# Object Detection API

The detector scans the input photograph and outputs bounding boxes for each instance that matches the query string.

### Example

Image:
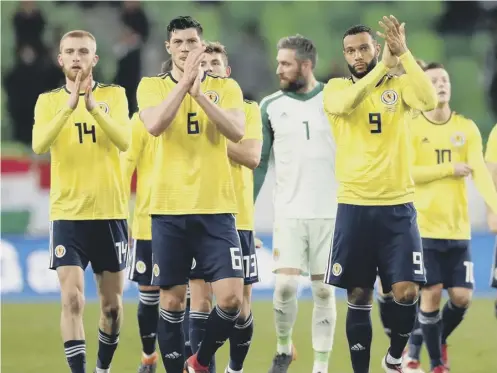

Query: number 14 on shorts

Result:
[115,241,128,265]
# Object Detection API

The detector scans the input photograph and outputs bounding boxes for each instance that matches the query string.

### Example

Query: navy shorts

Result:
[490,237,497,289]
[190,230,259,285]
[128,239,153,285]
[151,214,244,287]
[49,219,128,274]
[422,238,473,289]
[325,203,426,293]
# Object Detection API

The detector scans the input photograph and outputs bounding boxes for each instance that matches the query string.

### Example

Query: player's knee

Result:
[216,291,242,313]
[347,287,373,306]
[274,274,299,301]
[191,296,213,313]
[62,289,85,315]
[101,296,123,321]
[392,282,419,304]
[450,290,472,308]
[311,281,335,307]
[159,288,186,311]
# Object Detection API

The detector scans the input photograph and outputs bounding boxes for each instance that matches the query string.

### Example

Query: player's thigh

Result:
[151,215,193,287]
[377,203,425,293]
[308,218,335,276]
[325,204,377,289]
[238,230,259,284]
[128,239,153,286]
[490,237,497,289]
[49,220,90,271]
[95,270,126,308]
[189,278,213,312]
[57,265,86,312]
[445,240,474,290]
[89,219,129,274]
[191,214,244,283]
[421,246,444,288]
[272,219,308,274]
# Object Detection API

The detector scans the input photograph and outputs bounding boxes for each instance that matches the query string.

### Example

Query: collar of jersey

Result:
[167,71,207,84]
[282,81,324,102]
[348,74,390,87]
[64,81,98,96]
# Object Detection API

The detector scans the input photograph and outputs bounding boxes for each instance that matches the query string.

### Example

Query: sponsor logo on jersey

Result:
[380,90,398,105]
[136,260,146,274]
[451,132,466,147]
[331,263,342,276]
[54,245,66,258]
[153,264,160,277]
[205,91,219,104]
[98,102,110,114]
[421,137,430,144]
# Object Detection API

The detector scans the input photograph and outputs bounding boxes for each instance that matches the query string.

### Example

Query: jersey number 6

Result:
[75,122,96,143]
[369,113,382,134]
[187,112,200,134]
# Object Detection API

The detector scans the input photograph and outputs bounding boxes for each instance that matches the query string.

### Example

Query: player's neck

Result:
[171,66,184,82]
[424,105,452,123]
[297,77,318,94]
[65,76,93,93]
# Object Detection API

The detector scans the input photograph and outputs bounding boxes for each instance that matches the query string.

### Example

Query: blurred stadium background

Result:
[1,1,497,372]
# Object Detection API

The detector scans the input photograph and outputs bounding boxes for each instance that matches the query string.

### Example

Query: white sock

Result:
[386,353,402,365]
[273,274,299,355]
[311,281,336,354]
[226,367,243,373]
[95,368,110,373]
[312,360,329,373]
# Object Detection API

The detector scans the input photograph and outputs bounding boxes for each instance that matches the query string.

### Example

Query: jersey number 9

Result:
[75,122,96,143]
[369,113,382,134]
[187,113,200,134]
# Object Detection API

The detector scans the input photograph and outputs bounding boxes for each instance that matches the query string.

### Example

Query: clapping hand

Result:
[84,73,96,112]
[377,15,408,57]
[67,70,82,110]
[181,45,206,87]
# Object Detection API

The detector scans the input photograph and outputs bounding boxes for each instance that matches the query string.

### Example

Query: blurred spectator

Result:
[437,2,482,35]
[114,26,143,115]
[13,1,46,55]
[121,1,149,43]
[320,61,348,82]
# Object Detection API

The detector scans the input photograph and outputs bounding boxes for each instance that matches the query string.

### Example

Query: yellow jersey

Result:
[137,72,244,214]
[32,82,130,220]
[486,124,497,163]
[231,100,263,231]
[323,52,437,206]
[410,112,497,240]
[121,114,156,240]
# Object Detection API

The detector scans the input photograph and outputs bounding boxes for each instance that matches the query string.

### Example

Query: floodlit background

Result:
[1,1,497,372]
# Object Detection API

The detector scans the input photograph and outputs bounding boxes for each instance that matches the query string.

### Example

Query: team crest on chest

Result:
[97,102,110,114]
[450,132,466,147]
[204,90,219,104]
[380,89,399,105]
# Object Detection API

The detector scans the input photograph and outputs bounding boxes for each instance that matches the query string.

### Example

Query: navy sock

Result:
[158,308,185,373]
[377,294,394,338]
[441,300,467,344]
[389,299,418,359]
[346,303,372,373]
[419,310,443,369]
[407,315,423,361]
[97,329,119,369]
[64,340,86,373]
[196,305,240,367]
[189,311,216,373]
[229,312,254,371]
[138,290,160,355]
[183,296,193,360]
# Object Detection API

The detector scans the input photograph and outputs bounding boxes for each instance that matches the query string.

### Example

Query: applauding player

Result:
[323,17,437,373]
[32,30,130,373]
[137,16,246,373]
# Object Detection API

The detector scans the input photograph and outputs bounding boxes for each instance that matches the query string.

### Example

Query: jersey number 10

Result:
[75,122,96,143]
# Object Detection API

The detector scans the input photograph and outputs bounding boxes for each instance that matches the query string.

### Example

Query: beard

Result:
[347,57,378,79]
[63,65,91,82]
[280,67,306,93]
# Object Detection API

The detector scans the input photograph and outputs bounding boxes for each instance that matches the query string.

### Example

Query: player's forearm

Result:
[32,107,74,154]
[194,94,245,142]
[411,164,454,184]
[227,141,262,170]
[142,82,190,137]
[90,108,130,152]
[324,62,389,115]
[473,163,497,214]
[400,51,438,111]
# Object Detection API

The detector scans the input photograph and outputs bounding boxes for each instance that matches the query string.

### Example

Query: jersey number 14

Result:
[75,122,96,143]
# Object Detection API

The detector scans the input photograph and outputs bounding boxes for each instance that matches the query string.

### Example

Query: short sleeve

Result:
[486,125,497,163]
[137,77,164,111]
[220,78,244,111]
[243,102,263,141]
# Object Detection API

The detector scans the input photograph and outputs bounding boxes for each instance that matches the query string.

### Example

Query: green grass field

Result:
[2,299,496,373]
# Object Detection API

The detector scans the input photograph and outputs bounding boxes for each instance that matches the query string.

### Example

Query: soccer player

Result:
[187,41,263,373]
[121,113,158,373]
[254,35,338,373]
[404,63,497,373]
[136,16,246,373]
[32,30,131,373]
[487,124,497,317]
[323,17,437,373]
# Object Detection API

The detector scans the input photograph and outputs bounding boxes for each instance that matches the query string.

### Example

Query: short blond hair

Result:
[59,30,97,52]
[204,41,228,65]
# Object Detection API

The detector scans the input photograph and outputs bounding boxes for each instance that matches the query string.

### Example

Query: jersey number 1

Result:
[187,113,200,134]
[75,122,96,143]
